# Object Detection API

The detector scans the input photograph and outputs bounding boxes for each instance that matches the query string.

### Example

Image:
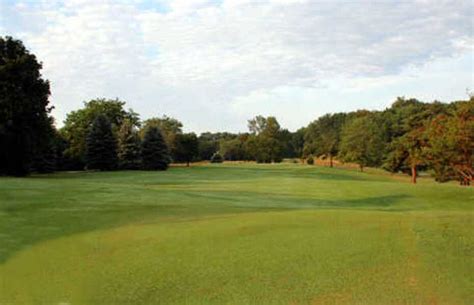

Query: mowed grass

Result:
[0,164,472,305]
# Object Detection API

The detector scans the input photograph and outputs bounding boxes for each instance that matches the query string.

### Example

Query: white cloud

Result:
[4,0,473,132]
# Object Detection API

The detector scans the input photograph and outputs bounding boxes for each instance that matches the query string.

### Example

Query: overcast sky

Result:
[1,0,473,132]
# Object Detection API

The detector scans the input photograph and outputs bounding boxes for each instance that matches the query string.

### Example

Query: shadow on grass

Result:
[0,166,405,264]
[27,166,380,183]
[0,190,410,264]
[187,191,411,210]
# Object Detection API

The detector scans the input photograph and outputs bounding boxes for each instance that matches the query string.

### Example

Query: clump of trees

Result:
[295,98,473,185]
[338,113,385,172]
[304,113,347,167]
[1,36,472,186]
[60,99,171,172]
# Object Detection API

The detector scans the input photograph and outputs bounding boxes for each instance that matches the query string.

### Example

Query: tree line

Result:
[1,36,472,185]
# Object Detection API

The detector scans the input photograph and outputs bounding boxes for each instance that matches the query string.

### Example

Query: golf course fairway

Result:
[0,164,472,305]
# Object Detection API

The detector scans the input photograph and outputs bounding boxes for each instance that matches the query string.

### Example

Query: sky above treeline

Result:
[2,0,473,133]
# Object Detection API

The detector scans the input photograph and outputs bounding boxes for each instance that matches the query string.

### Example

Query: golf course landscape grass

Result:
[0,163,472,305]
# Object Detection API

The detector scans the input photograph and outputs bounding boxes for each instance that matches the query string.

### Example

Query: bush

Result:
[307,156,314,165]
[210,152,224,163]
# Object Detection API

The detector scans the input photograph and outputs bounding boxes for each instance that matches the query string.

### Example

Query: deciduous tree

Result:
[338,114,385,171]
[174,133,199,167]
[0,36,55,176]
[140,116,182,157]
[61,98,139,167]
[304,113,346,167]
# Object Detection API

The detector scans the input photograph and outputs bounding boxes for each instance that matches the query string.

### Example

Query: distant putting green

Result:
[0,164,472,305]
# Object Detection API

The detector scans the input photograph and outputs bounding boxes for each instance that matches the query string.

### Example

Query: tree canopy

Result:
[3,36,473,185]
[174,133,199,166]
[338,114,385,171]
[61,98,139,167]
[304,113,347,167]
[0,36,54,176]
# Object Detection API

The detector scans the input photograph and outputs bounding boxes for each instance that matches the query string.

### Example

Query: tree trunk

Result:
[329,155,333,168]
[186,161,190,167]
[359,165,364,172]
[411,165,417,184]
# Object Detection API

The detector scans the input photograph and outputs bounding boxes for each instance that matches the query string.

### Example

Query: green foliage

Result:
[290,127,306,159]
[306,155,314,165]
[304,113,347,167]
[174,133,199,166]
[338,114,385,171]
[117,119,141,170]
[210,152,224,163]
[61,98,139,167]
[219,136,248,161]
[197,132,236,160]
[423,100,474,183]
[85,115,118,171]
[247,116,284,163]
[141,126,170,170]
[140,116,182,156]
[2,39,470,185]
[382,98,450,183]
[0,36,54,176]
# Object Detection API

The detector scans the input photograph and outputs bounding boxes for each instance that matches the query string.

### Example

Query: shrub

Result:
[210,152,224,163]
[307,156,314,165]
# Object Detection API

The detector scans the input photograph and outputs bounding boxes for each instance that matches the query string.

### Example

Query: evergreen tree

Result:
[0,36,54,176]
[61,98,139,168]
[117,119,141,169]
[140,116,183,158]
[85,115,118,171]
[141,126,170,170]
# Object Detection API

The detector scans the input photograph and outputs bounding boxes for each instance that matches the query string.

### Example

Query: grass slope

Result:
[0,164,472,305]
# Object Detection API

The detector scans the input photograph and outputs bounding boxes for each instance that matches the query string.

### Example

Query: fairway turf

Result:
[0,164,472,305]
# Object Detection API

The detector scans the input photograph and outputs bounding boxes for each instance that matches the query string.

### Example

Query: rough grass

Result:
[0,163,472,305]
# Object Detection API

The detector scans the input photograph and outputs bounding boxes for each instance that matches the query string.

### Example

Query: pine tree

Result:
[85,115,118,170]
[117,119,141,169]
[141,126,170,170]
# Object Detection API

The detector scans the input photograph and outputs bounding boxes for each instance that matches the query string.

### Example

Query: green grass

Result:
[0,163,472,305]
